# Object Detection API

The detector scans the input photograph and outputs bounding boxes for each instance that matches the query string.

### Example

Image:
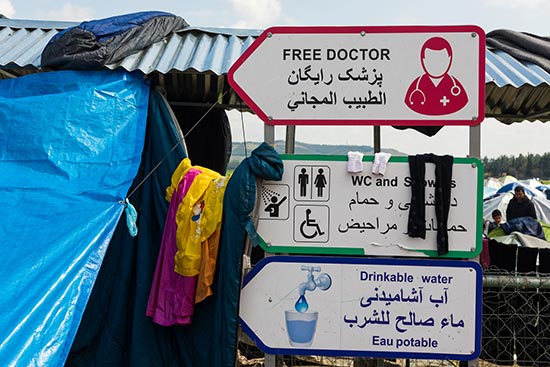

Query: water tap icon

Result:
[295,265,332,313]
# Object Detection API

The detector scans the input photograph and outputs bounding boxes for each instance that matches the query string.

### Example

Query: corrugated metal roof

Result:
[0,18,260,75]
[3,17,547,81]
[485,47,550,122]
[106,27,259,75]
[486,48,550,87]
[2,17,550,122]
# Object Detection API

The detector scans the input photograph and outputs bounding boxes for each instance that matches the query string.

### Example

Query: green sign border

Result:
[258,154,484,258]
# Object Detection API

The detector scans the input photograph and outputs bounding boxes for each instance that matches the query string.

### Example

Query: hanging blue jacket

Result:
[187,142,283,367]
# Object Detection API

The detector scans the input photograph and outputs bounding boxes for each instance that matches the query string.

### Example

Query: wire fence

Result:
[237,268,550,367]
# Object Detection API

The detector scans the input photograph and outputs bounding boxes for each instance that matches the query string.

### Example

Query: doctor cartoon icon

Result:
[404,37,468,115]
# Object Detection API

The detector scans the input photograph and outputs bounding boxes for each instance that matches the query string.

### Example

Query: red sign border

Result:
[228,25,486,126]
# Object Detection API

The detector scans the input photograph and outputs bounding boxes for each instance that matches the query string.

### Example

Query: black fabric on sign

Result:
[407,154,453,256]
[172,106,232,175]
[407,155,426,239]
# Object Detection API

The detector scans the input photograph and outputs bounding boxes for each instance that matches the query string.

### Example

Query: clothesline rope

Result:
[126,90,229,200]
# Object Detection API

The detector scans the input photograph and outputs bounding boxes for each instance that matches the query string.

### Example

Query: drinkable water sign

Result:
[239,256,482,359]
[257,155,483,258]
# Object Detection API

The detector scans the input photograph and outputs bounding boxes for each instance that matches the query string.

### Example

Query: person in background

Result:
[487,209,502,233]
[506,186,537,221]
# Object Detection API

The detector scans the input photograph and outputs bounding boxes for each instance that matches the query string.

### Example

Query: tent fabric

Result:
[485,177,502,189]
[172,106,233,175]
[500,217,546,240]
[500,175,518,185]
[66,89,189,366]
[0,70,149,367]
[67,95,284,367]
[41,11,188,70]
[484,186,498,199]
[536,185,550,199]
[489,220,550,242]
[496,182,537,196]
[487,232,550,249]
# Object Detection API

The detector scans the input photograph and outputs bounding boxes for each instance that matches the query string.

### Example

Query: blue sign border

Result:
[240,256,482,361]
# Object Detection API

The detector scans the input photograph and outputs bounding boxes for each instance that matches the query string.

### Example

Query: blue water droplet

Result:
[295,295,309,313]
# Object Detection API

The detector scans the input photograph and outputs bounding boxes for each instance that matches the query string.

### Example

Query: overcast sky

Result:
[3,0,550,158]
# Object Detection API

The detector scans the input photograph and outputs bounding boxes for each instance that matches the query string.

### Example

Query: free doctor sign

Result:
[228,25,485,125]
[239,256,482,360]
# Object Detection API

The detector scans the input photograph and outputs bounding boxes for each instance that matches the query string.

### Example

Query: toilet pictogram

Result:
[294,165,330,201]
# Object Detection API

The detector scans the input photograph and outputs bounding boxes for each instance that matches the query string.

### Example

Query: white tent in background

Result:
[483,181,550,224]
[483,177,502,199]
[484,186,499,199]
[520,178,543,188]
[485,177,502,189]
[499,175,518,185]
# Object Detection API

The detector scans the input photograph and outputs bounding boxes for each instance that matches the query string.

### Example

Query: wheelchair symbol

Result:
[299,209,325,239]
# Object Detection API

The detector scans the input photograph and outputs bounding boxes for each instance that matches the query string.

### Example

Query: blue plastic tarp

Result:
[0,70,149,367]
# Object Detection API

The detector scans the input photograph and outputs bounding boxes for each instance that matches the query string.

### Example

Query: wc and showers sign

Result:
[255,155,483,258]
[239,256,482,360]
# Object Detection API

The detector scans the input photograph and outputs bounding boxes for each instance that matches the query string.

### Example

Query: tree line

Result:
[482,153,550,180]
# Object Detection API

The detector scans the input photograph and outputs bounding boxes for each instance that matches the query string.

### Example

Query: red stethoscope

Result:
[408,74,461,105]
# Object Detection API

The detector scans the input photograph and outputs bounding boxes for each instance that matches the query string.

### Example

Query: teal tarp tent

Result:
[66,89,283,366]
